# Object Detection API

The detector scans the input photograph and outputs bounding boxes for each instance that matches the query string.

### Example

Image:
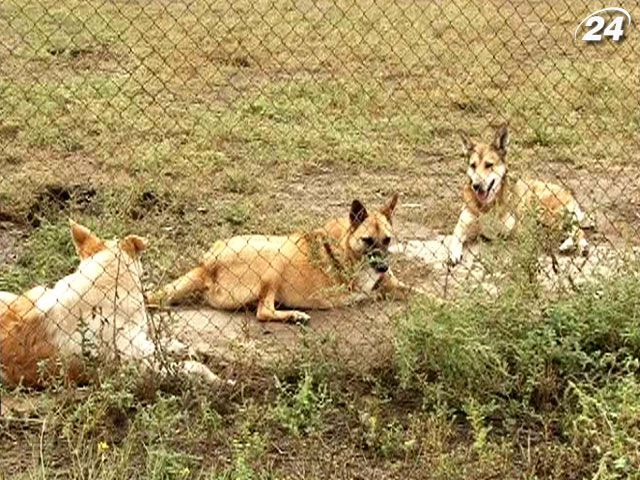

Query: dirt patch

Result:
[392,236,638,298]
[0,222,25,267]
[153,300,401,370]
[128,190,178,220]
[26,184,97,227]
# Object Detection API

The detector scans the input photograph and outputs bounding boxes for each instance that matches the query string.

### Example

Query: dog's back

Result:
[0,224,148,387]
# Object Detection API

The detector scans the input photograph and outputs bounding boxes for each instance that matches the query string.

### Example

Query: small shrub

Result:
[273,369,331,436]
[146,448,197,480]
[394,269,640,476]
[221,201,252,227]
[222,168,259,195]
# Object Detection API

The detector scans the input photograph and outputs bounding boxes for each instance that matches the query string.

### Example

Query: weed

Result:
[221,201,253,228]
[0,220,76,291]
[146,448,198,480]
[222,168,259,195]
[273,369,331,436]
[394,268,640,476]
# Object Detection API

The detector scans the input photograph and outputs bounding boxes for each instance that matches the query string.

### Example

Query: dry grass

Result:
[0,0,639,289]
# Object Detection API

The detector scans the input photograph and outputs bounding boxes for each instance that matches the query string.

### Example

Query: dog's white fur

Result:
[1,221,221,388]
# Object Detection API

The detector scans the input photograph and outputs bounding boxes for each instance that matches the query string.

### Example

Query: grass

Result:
[3,265,640,478]
[393,269,640,479]
[1,0,639,478]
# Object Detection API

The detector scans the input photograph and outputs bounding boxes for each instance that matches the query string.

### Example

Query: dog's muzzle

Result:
[367,251,389,274]
[473,179,496,203]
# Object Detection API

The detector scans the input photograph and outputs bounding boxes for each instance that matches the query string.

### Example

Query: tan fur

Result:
[449,125,590,264]
[0,292,18,317]
[148,194,415,322]
[0,221,219,388]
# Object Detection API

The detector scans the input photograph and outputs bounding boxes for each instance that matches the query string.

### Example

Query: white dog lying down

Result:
[0,220,220,388]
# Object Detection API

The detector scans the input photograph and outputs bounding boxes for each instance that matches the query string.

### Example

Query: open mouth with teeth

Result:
[475,179,496,203]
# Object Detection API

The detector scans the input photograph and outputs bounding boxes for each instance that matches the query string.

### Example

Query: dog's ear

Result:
[120,235,148,258]
[350,200,368,228]
[70,220,106,259]
[380,192,399,222]
[459,131,475,155]
[493,124,509,153]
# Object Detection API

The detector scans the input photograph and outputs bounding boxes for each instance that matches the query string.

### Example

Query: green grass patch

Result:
[394,269,640,477]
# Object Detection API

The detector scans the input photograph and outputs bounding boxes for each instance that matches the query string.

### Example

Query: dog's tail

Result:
[147,266,208,307]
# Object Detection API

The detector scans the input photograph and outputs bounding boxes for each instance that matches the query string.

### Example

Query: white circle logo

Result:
[574,7,632,43]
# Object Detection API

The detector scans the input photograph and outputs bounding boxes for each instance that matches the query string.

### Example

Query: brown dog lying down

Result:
[0,221,220,388]
[148,194,417,322]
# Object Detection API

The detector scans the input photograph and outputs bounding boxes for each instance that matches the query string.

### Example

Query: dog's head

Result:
[459,124,509,206]
[347,193,398,274]
[70,220,147,262]
[70,220,148,319]
[70,220,148,286]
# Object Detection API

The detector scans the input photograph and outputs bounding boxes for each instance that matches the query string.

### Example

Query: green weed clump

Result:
[273,368,332,436]
[0,220,77,291]
[395,258,640,478]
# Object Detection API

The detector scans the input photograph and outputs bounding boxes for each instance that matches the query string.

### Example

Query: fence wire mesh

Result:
[0,0,639,390]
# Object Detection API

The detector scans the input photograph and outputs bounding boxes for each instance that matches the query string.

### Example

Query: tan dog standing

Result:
[449,125,590,264]
[0,221,218,388]
[148,194,414,321]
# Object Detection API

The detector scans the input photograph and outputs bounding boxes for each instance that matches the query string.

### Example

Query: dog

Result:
[0,292,18,317]
[449,124,590,265]
[0,220,219,388]
[147,194,416,322]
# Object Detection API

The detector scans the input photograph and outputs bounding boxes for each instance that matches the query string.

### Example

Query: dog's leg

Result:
[178,360,232,385]
[147,266,207,306]
[449,207,478,265]
[576,228,589,256]
[559,207,589,256]
[572,204,590,255]
[126,331,227,385]
[256,288,310,323]
[379,271,426,299]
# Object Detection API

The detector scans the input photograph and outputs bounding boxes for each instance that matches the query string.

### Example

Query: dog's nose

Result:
[472,183,483,193]
[374,263,389,273]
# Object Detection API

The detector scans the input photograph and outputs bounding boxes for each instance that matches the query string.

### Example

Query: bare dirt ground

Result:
[0,222,23,266]
[153,300,400,373]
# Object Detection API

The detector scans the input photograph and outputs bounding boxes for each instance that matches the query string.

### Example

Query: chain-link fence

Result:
[0,0,639,392]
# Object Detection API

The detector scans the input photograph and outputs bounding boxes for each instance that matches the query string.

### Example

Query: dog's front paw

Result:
[181,360,231,386]
[559,237,575,253]
[578,238,589,257]
[145,291,165,308]
[164,338,192,357]
[448,239,463,265]
[290,311,311,324]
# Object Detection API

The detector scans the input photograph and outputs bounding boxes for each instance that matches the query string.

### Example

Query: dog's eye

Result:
[361,237,375,247]
[382,237,391,247]
[485,162,494,169]
[470,163,477,169]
